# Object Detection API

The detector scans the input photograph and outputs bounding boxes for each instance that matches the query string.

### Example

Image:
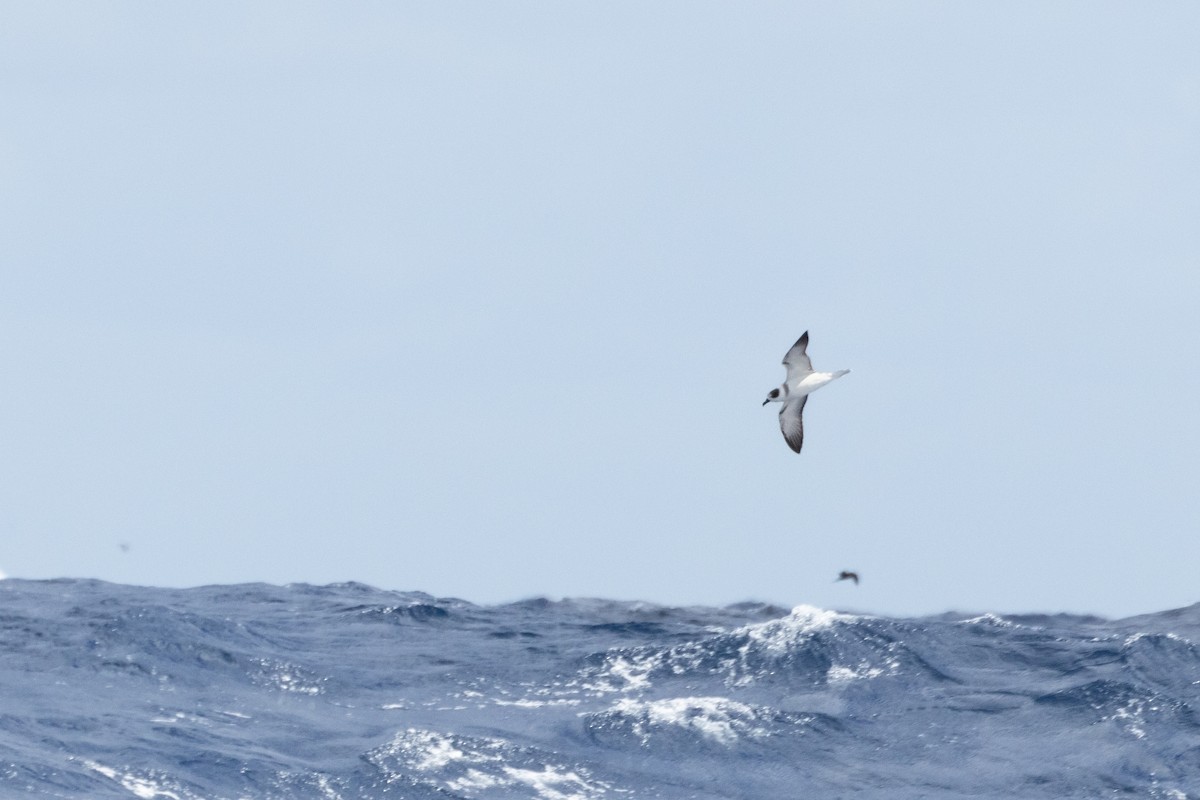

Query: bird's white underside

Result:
[771,332,849,454]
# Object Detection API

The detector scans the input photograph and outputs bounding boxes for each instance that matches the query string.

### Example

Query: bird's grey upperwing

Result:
[779,395,807,454]
[782,331,813,382]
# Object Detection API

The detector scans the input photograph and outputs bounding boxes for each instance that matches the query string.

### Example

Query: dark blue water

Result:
[2,579,1198,798]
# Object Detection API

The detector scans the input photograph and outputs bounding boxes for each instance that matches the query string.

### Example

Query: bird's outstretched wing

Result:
[778,395,807,453]
[782,331,813,382]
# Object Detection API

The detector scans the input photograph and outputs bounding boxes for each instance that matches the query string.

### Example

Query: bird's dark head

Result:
[762,387,782,406]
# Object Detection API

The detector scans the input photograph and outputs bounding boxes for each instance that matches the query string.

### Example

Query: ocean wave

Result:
[367,729,618,799]
[576,604,934,694]
[582,696,828,747]
[2,580,1200,798]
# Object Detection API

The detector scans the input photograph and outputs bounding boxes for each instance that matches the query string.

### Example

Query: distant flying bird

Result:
[762,331,850,453]
[836,571,859,585]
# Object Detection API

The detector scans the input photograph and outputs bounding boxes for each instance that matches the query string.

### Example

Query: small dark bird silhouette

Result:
[836,571,859,585]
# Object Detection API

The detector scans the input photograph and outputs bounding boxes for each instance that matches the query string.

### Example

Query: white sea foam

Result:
[149,711,205,726]
[580,652,663,693]
[216,709,250,720]
[827,662,887,685]
[737,605,852,656]
[959,613,1018,628]
[598,696,773,745]
[727,605,861,686]
[83,761,189,799]
[579,605,862,694]
[1125,631,1193,647]
[500,766,607,800]
[314,773,345,800]
[253,658,325,695]
[1106,698,1158,740]
[372,729,615,799]
[447,768,503,792]
[493,697,581,708]
[388,730,472,771]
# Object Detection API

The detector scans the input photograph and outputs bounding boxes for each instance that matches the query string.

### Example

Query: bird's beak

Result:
[761,399,769,406]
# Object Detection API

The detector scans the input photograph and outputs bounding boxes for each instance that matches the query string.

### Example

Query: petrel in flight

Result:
[762,331,850,453]
[836,571,859,585]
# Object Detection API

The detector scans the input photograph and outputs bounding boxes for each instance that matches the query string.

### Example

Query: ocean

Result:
[2,579,1197,798]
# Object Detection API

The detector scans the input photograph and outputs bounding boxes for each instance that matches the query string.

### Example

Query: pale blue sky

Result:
[3,3,1198,617]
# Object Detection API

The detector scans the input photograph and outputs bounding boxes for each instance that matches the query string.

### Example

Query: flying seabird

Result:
[762,331,850,453]
[836,571,859,585]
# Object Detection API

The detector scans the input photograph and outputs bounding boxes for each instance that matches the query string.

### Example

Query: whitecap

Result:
[369,729,616,799]
[736,605,857,656]
[82,760,191,799]
[958,613,1018,628]
[826,662,887,685]
[594,696,772,746]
